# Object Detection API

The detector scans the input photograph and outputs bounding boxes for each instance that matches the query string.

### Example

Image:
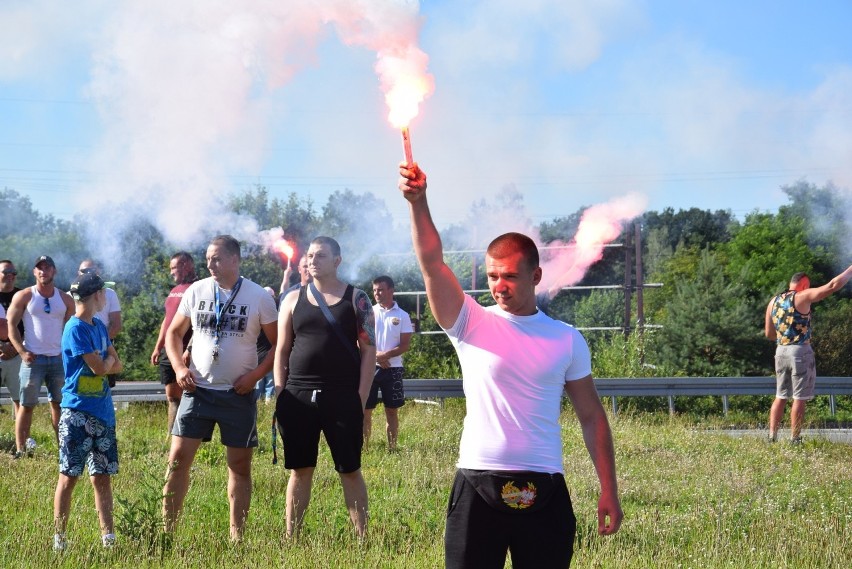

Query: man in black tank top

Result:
[274,236,376,539]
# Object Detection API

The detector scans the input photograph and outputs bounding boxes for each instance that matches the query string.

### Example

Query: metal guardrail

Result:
[3,377,851,416]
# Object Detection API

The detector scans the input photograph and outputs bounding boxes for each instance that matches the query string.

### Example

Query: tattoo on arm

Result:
[354,290,376,346]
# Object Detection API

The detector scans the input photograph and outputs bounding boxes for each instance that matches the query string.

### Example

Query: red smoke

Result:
[537,193,647,298]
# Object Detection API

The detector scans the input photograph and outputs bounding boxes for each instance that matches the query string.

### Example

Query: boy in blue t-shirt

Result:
[53,271,123,552]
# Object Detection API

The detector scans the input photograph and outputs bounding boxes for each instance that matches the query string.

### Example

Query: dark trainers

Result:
[767,433,778,443]
[790,436,803,445]
[13,450,24,459]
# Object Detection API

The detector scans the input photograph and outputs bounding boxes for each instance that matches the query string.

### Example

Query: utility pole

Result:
[623,227,633,335]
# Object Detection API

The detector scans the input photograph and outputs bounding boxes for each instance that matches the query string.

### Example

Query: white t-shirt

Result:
[179,276,278,390]
[445,294,592,474]
[94,288,121,333]
[373,301,413,368]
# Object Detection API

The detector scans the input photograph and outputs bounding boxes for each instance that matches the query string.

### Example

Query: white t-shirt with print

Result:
[179,277,278,390]
[373,301,413,368]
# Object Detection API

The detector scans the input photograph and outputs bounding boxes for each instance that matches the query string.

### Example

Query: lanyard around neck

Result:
[214,277,243,343]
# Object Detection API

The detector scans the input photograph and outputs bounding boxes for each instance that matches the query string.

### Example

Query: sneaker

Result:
[767,432,777,443]
[102,533,116,548]
[790,436,803,445]
[13,450,24,460]
[25,437,37,456]
[53,533,67,552]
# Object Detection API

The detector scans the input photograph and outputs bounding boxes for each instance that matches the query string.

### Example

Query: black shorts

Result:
[159,348,177,385]
[445,469,576,569]
[365,367,406,410]
[276,387,363,473]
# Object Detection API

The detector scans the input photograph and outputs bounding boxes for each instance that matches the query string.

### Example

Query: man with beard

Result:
[7,255,75,458]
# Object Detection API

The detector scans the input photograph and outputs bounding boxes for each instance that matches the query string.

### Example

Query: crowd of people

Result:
[9,161,849,566]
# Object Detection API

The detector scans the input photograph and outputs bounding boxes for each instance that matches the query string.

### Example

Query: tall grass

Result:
[1,399,849,568]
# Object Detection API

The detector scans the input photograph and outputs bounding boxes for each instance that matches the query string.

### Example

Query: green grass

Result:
[0,400,850,568]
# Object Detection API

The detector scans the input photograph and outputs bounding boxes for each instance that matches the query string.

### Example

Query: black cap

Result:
[34,255,56,269]
[70,272,114,301]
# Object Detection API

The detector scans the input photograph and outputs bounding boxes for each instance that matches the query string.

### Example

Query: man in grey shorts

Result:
[764,264,852,443]
[162,235,278,541]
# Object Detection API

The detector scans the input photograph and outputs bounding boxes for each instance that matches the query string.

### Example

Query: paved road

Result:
[716,428,852,444]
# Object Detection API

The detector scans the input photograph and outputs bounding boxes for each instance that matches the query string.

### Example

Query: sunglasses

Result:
[1,270,16,276]
[44,297,51,314]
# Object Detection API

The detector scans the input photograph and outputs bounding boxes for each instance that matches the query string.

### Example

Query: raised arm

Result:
[796,264,852,313]
[398,163,465,329]
[279,264,294,295]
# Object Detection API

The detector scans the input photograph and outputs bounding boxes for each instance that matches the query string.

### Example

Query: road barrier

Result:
[3,377,851,416]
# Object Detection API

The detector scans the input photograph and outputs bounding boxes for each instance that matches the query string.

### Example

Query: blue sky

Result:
[1,1,850,249]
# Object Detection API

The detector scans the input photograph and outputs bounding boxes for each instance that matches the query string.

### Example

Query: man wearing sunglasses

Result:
[0,260,23,419]
[6,255,75,458]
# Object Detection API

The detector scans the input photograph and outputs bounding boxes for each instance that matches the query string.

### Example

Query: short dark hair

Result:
[0,259,14,266]
[171,251,194,264]
[78,257,101,273]
[790,272,809,287]
[372,275,394,289]
[209,235,241,259]
[311,236,341,257]
[486,232,539,270]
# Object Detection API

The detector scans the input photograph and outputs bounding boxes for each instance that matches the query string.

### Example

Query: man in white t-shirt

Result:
[364,275,412,451]
[78,259,121,387]
[77,259,121,340]
[399,163,622,569]
[162,235,278,542]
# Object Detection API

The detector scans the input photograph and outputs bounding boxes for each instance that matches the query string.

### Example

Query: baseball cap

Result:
[34,255,56,269]
[69,272,115,301]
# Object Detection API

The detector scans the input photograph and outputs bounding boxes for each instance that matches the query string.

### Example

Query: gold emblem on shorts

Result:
[501,481,537,509]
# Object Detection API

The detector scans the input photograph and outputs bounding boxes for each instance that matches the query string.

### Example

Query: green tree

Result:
[653,249,770,376]
[724,211,831,300]
[810,298,852,376]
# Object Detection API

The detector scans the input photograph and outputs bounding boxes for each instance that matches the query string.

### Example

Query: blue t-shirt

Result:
[61,316,115,425]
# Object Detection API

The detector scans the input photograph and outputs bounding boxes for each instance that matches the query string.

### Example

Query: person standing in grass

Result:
[53,271,123,551]
[764,265,852,443]
[274,236,376,539]
[7,255,75,458]
[162,235,278,542]
[0,260,24,421]
[150,251,197,436]
[364,275,413,451]
[398,163,623,569]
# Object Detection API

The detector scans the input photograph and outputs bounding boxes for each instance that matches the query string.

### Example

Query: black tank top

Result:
[288,284,360,390]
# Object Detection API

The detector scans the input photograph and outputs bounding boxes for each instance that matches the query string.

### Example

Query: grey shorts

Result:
[0,354,22,402]
[774,344,816,401]
[172,387,258,448]
[20,355,64,407]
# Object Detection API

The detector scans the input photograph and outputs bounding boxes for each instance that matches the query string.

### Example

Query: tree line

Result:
[2,180,851,387]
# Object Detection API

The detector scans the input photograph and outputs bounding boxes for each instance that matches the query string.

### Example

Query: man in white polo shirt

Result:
[364,275,412,451]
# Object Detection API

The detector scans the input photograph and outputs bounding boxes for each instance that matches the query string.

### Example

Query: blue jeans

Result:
[20,354,64,407]
[255,371,275,400]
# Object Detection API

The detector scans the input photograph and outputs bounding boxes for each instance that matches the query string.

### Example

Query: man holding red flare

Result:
[398,162,622,569]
